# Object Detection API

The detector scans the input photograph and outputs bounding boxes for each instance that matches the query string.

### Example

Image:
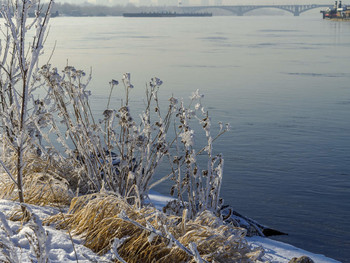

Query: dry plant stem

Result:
[0,159,17,185]
[16,0,30,215]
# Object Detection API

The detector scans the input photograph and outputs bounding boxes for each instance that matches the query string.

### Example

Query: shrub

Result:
[36,66,229,215]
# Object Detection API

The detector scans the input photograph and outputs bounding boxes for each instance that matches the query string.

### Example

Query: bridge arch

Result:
[180,4,331,16]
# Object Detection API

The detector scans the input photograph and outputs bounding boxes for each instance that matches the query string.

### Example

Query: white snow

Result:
[248,236,340,263]
[0,200,106,263]
[148,191,175,210]
[0,196,340,263]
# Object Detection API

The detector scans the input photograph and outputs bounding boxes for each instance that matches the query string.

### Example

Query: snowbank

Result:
[248,236,340,263]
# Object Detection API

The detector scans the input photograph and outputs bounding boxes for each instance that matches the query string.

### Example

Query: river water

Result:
[43,14,350,262]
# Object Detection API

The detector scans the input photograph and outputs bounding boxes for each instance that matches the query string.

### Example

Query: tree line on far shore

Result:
[50,2,181,17]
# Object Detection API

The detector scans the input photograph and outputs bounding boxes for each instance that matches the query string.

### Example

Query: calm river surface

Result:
[44,14,350,262]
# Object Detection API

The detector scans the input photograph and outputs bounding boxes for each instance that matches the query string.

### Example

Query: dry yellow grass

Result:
[0,172,73,206]
[46,193,264,262]
[0,153,73,206]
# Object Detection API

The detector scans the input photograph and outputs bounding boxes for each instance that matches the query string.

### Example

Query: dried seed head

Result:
[103,109,114,120]
[110,79,119,86]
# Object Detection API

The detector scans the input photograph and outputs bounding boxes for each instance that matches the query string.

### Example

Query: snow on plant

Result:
[25,62,229,216]
[0,211,19,263]
[34,67,177,205]
[117,209,206,261]
[46,193,263,262]
[152,89,230,218]
[0,0,54,215]
[108,236,129,263]
[36,65,106,193]
[22,206,50,263]
[1,208,51,263]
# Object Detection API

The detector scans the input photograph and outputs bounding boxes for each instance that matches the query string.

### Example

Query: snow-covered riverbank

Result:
[247,236,340,263]
[0,196,340,263]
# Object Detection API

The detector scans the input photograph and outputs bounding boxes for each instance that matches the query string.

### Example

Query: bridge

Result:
[179,4,331,16]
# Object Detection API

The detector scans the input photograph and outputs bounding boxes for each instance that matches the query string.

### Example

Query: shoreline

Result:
[0,196,341,263]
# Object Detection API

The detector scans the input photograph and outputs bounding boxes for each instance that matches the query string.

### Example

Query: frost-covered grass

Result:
[0,197,341,263]
[46,193,263,262]
[0,191,264,262]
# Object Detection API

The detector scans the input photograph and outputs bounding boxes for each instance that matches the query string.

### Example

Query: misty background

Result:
[47,0,335,7]
[39,0,335,17]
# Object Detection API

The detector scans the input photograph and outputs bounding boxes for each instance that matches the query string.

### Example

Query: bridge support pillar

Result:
[237,7,243,16]
[294,5,300,16]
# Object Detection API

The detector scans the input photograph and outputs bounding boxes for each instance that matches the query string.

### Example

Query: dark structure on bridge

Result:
[180,4,331,16]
